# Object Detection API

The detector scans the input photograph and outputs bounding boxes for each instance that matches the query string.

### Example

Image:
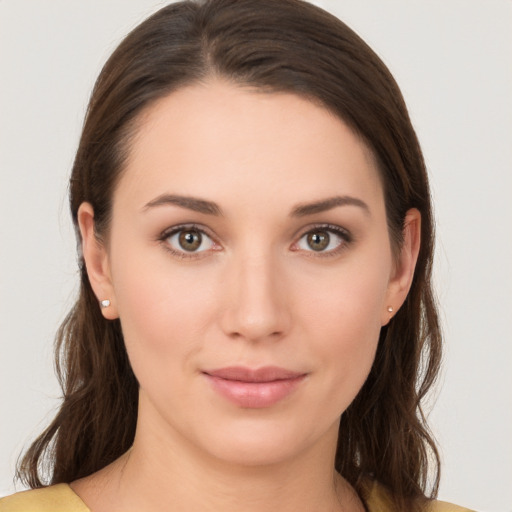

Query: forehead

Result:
[115,80,384,215]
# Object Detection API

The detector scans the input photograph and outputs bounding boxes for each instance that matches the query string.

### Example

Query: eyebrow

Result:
[142,193,369,218]
[291,195,370,217]
[143,194,223,216]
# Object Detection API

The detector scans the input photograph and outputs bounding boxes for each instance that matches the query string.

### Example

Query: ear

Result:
[382,208,421,326]
[77,202,119,320]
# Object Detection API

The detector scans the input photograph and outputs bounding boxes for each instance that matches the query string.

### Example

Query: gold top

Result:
[0,482,475,512]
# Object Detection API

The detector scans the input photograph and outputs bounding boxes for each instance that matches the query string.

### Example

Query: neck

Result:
[119,429,346,512]
[72,400,364,512]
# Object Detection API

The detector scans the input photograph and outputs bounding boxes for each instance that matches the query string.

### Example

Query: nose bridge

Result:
[221,244,290,342]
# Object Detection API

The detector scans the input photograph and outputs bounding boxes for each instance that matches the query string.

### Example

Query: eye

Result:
[295,226,349,254]
[164,226,216,254]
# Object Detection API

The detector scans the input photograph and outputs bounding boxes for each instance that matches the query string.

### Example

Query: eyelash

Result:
[158,223,352,260]
[293,224,352,258]
[158,223,220,260]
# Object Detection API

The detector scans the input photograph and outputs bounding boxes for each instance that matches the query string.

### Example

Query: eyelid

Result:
[291,223,352,256]
[158,223,221,259]
[157,222,352,259]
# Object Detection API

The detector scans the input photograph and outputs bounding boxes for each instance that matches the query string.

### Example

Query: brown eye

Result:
[295,226,348,254]
[178,230,202,251]
[165,227,215,254]
[306,231,330,251]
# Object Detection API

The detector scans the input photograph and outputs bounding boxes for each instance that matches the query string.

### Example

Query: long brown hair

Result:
[18,1,442,510]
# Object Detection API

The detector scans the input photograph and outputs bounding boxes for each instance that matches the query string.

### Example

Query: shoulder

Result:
[428,500,476,512]
[364,480,476,512]
[0,484,89,512]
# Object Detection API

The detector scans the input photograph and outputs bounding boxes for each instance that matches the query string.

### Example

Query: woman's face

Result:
[80,81,417,467]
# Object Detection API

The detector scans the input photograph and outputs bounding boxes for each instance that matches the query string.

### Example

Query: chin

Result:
[207,436,305,468]
[188,414,339,469]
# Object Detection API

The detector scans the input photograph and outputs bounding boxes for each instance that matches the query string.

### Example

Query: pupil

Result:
[308,231,329,251]
[179,230,201,251]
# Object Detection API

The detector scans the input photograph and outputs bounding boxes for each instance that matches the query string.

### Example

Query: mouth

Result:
[202,366,307,408]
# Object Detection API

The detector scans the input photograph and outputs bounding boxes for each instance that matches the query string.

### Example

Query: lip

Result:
[203,366,307,408]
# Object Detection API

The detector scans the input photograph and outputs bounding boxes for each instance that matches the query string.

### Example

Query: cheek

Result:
[297,253,390,403]
[316,294,381,386]
[300,248,390,337]
[110,249,217,385]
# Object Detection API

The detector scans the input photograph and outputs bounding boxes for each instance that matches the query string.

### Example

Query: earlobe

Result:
[77,202,119,320]
[382,208,421,325]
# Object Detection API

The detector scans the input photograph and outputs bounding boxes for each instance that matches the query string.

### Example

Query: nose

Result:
[219,251,291,343]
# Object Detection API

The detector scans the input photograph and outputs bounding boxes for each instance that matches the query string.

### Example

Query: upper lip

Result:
[203,366,306,383]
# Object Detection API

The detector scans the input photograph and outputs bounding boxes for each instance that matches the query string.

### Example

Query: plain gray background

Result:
[1,1,511,510]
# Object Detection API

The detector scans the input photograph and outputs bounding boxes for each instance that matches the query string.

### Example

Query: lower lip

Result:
[204,374,306,408]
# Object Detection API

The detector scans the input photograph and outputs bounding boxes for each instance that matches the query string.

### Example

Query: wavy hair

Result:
[18,1,442,510]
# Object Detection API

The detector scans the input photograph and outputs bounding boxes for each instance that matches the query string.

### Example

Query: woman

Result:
[0,1,474,511]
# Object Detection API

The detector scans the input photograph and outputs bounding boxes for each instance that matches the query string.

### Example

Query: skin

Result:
[75,80,420,512]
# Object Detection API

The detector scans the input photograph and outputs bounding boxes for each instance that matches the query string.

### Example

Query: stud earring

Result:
[100,299,111,308]
[387,306,393,313]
